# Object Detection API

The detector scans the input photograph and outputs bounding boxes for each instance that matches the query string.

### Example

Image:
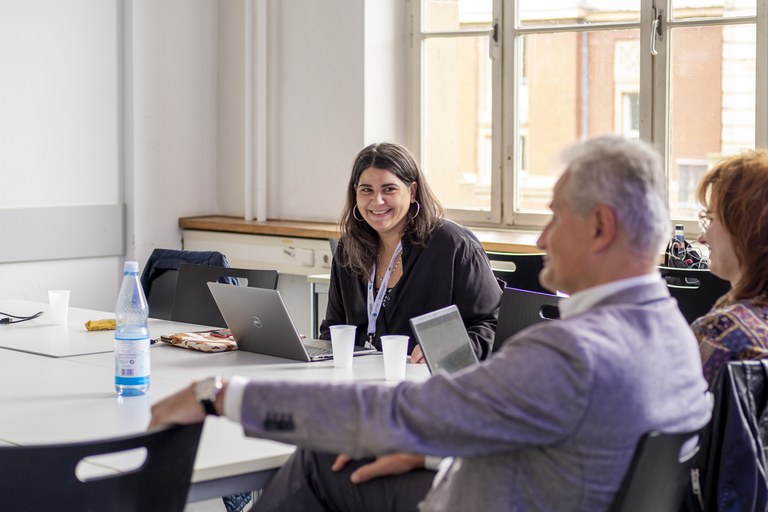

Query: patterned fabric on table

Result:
[693,298,768,383]
[160,329,237,352]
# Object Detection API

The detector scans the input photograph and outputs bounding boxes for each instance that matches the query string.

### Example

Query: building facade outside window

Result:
[410,0,765,232]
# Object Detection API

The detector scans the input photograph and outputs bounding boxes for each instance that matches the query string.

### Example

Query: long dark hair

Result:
[339,143,443,280]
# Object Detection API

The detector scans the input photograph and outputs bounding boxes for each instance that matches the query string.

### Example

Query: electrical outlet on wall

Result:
[319,250,333,269]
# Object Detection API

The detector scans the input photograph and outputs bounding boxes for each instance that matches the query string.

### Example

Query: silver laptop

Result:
[409,305,479,375]
[207,282,377,362]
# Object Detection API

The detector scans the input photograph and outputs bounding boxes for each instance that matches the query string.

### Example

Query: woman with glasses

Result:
[693,149,768,383]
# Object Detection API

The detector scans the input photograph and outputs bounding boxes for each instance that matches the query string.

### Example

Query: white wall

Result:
[0,1,119,209]
[0,0,409,315]
[0,0,123,309]
[217,0,409,222]
[130,0,219,268]
[0,0,220,311]
[364,0,409,145]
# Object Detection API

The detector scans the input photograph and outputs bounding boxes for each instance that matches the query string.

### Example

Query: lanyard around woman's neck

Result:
[366,241,403,349]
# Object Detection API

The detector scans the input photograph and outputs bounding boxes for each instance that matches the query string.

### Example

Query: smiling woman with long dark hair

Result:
[320,142,502,362]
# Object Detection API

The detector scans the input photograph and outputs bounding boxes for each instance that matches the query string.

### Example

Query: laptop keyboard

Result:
[305,345,333,357]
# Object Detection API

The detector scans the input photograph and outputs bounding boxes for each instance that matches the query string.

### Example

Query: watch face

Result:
[196,377,220,402]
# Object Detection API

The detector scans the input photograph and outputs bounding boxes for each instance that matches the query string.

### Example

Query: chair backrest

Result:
[485,251,549,294]
[658,266,731,324]
[494,287,560,352]
[0,423,203,512]
[609,430,700,512]
[172,263,279,327]
[329,238,339,258]
[681,361,768,512]
[140,248,232,320]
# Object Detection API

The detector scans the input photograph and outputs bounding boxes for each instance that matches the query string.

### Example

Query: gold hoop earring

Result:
[408,201,421,220]
[353,206,364,221]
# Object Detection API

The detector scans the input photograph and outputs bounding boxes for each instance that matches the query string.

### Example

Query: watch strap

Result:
[201,398,219,416]
[196,376,223,417]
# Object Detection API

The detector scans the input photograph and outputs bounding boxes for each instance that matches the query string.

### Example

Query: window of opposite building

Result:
[410,0,765,232]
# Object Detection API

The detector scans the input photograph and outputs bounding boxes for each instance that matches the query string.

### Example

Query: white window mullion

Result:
[500,0,516,226]
[488,0,503,225]
[407,0,423,164]
[413,1,500,225]
[757,0,768,147]
[639,0,656,143]
[648,0,671,176]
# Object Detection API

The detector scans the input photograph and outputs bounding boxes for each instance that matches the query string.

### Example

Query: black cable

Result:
[0,311,44,324]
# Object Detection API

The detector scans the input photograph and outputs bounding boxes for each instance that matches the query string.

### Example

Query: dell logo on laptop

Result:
[252,316,263,328]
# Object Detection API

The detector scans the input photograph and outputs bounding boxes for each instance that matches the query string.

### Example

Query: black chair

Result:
[329,237,339,258]
[140,248,234,320]
[485,251,549,294]
[658,266,731,324]
[0,423,203,512]
[681,361,768,512]
[609,430,701,512]
[172,263,279,327]
[494,287,560,352]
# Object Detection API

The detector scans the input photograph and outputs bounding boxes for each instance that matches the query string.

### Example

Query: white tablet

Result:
[409,305,479,375]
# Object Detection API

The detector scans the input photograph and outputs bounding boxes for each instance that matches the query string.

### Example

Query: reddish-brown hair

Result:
[697,149,768,306]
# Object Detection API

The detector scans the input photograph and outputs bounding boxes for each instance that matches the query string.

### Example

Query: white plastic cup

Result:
[48,290,70,325]
[329,325,357,369]
[381,335,409,381]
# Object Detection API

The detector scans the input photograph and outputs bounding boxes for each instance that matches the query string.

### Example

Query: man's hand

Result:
[410,344,426,364]
[149,383,207,429]
[331,452,426,484]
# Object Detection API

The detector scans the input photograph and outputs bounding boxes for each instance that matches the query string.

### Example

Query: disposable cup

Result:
[48,290,70,325]
[381,335,409,381]
[329,325,356,369]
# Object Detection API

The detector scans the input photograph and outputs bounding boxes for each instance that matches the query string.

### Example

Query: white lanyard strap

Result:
[366,242,403,348]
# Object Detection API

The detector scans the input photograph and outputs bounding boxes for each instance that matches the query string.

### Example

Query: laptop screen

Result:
[409,305,478,375]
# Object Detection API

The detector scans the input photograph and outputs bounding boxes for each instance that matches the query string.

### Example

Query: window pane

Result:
[517,30,640,212]
[668,23,756,219]
[671,0,755,20]
[518,0,640,28]
[423,36,492,212]
[422,0,492,32]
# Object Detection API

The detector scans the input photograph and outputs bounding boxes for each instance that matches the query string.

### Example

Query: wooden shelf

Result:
[179,216,541,253]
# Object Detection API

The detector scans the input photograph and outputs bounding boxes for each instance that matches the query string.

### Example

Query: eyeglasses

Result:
[698,210,716,232]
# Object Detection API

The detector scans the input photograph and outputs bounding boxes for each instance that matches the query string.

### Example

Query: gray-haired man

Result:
[151,135,711,511]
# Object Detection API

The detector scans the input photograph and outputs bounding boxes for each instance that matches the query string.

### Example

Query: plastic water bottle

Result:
[673,224,686,259]
[114,261,150,396]
[674,224,685,245]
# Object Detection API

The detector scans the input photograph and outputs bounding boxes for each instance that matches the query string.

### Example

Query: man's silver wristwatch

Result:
[195,376,223,416]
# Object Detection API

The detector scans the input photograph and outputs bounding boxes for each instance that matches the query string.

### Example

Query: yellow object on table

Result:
[84,319,116,331]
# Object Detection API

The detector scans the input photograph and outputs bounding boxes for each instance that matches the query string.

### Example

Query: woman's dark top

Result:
[319,220,502,360]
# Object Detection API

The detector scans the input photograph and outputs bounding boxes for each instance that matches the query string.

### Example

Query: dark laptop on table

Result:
[207,282,377,362]
[409,305,479,375]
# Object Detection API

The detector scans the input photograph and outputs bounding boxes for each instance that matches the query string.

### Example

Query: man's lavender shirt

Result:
[228,278,711,511]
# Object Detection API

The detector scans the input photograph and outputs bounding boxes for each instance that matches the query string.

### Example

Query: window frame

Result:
[408,0,503,225]
[409,0,768,232]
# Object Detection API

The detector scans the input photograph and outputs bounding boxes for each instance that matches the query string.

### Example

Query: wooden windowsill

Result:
[179,215,542,253]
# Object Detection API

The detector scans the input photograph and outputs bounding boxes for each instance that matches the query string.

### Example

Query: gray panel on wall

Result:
[0,205,125,263]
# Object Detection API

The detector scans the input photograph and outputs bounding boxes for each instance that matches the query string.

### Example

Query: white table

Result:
[0,299,210,358]
[0,302,430,502]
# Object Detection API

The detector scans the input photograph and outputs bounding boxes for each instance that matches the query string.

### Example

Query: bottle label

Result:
[114,336,151,385]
